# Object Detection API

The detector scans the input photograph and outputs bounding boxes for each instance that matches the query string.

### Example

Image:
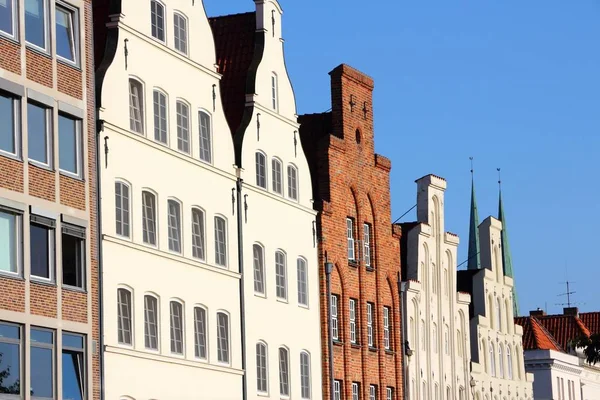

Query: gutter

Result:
[236,175,248,400]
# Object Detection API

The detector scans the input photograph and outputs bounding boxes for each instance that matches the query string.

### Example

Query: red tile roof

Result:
[209,12,256,135]
[515,316,562,352]
[580,312,600,334]
[536,315,590,351]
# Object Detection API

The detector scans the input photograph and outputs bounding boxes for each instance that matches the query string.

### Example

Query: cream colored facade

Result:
[98,0,242,398]
[401,175,474,400]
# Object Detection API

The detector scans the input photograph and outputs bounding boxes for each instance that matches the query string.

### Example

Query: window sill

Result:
[30,277,56,287]
[29,160,54,172]
[333,340,344,347]
[276,297,288,304]
[0,271,24,282]
[0,150,22,163]
[350,343,361,349]
[62,284,87,294]
[366,266,375,272]
[59,170,84,182]
[254,292,267,299]
[0,31,19,45]
[348,261,358,268]
[257,392,269,397]
[57,57,81,72]
[368,346,378,353]
[385,349,395,356]
[25,43,51,59]
[298,303,310,310]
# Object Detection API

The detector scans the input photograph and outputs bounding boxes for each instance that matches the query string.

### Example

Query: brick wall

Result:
[62,289,88,323]
[57,62,83,99]
[0,157,24,192]
[30,283,58,318]
[0,38,21,75]
[0,277,25,312]
[60,174,86,210]
[28,164,56,201]
[26,49,53,88]
[299,64,404,400]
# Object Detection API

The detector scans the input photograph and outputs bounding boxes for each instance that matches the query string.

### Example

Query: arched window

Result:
[193,306,207,359]
[482,340,488,373]
[297,257,308,306]
[256,342,268,393]
[457,329,463,357]
[214,216,227,267]
[287,164,298,200]
[434,384,439,400]
[152,89,168,144]
[278,347,290,396]
[167,199,182,253]
[271,73,278,111]
[446,387,451,400]
[173,12,188,55]
[507,345,513,379]
[150,0,165,41]
[422,381,427,400]
[459,387,465,400]
[115,181,131,238]
[198,111,212,163]
[498,344,504,378]
[129,78,145,134]
[496,297,502,332]
[143,294,159,350]
[490,342,496,377]
[141,190,157,245]
[275,250,287,300]
[271,158,283,195]
[117,288,133,345]
[175,100,190,153]
[169,300,184,354]
[216,311,230,363]
[255,151,267,188]
[191,208,206,261]
[253,244,265,294]
[300,351,311,399]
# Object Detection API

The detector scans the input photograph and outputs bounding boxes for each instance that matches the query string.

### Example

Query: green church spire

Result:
[467,158,481,270]
[497,169,519,316]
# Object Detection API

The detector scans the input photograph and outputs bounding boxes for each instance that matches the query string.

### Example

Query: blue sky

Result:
[204,1,600,314]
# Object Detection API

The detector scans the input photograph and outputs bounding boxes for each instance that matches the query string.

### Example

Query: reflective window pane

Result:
[0,0,14,36]
[28,103,48,164]
[25,0,46,49]
[30,329,53,399]
[0,211,17,273]
[30,223,51,279]
[59,115,78,175]
[0,337,20,394]
[55,6,75,62]
[0,93,16,154]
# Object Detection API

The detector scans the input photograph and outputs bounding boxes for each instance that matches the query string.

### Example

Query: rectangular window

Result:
[198,111,212,163]
[173,13,187,54]
[364,223,372,267]
[191,208,205,260]
[383,306,390,350]
[176,101,190,153]
[271,74,278,111]
[25,0,47,50]
[272,159,283,194]
[31,328,54,399]
[0,92,19,156]
[194,307,207,359]
[386,387,393,400]
[144,295,158,350]
[369,385,377,400]
[129,79,144,134]
[217,312,230,363]
[287,165,298,200]
[62,224,85,289]
[150,0,164,41]
[0,208,21,275]
[30,215,55,281]
[297,258,308,306]
[0,0,16,38]
[214,217,227,267]
[58,114,81,177]
[167,200,181,253]
[275,251,287,300]
[117,288,132,345]
[0,323,21,396]
[349,298,357,344]
[367,302,374,347]
[334,380,342,400]
[115,182,130,237]
[142,191,157,246]
[331,294,339,340]
[153,90,168,144]
[352,382,360,400]
[62,333,85,400]
[347,218,355,261]
[55,3,78,64]
[170,301,184,354]
[28,102,51,166]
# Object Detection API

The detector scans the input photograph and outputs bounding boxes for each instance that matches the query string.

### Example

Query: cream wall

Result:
[524,349,582,400]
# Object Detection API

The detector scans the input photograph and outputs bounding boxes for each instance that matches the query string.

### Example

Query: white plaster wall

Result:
[580,364,600,400]
[523,350,582,400]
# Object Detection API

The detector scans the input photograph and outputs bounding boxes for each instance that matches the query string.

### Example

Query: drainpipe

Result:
[236,175,248,400]
[398,273,407,400]
[94,111,105,400]
[325,259,334,400]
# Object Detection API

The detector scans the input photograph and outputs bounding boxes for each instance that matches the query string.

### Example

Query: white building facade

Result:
[96,0,243,398]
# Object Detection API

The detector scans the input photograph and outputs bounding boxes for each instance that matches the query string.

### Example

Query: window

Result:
[0,0,16,37]
[142,191,157,245]
[297,258,308,306]
[287,165,298,200]
[198,111,212,163]
[349,298,357,344]
[383,306,391,350]
[58,114,81,176]
[176,101,190,153]
[331,294,339,340]
[367,302,375,347]
[364,223,372,267]
[62,223,85,289]
[255,152,267,188]
[352,383,360,400]
[150,0,165,41]
[334,380,342,400]
[272,158,283,194]
[300,351,311,399]
[144,295,159,350]
[115,181,130,237]
[498,345,504,378]
[0,208,21,275]
[167,200,182,253]
[214,216,227,267]
[253,244,265,294]
[489,342,496,377]
[217,312,230,363]
[279,347,290,397]
[0,323,21,396]
[31,328,54,398]
[193,307,207,359]
[191,208,205,260]
[25,0,47,50]
[117,288,133,345]
[28,102,51,166]
[169,301,184,354]
[62,333,85,400]
[30,214,55,281]
[173,12,187,54]
[0,92,19,156]
[347,218,355,261]
[386,387,393,400]
[275,251,287,300]
[153,90,168,144]
[129,79,144,133]
[507,346,513,379]
[55,4,78,63]
[256,342,268,393]
[370,385,377,400]
[271,74,278,111]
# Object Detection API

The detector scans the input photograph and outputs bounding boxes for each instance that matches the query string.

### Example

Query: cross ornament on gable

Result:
[362,102,369,120]
[349,95,356,113]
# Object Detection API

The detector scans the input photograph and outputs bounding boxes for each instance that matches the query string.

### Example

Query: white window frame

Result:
[386,387,393,400]
[29,214,55,283]
[61,222,86,289]
[271,157,283,195]
[153,89,168,145]
[331,294,339,340]
[175,99,190,154]
[214,216,227,267]
[256,341,269,394]
[55,1,79,65]
[216,311,230,364]
[300,351,311,399]
[349,298,357,344]
[279,347,290,397]
[114,180,131,238]
[0,90,21,159]
[198,109,212,163]
[27,101,52,168]
[255,151,267,189]
[297,257,308,306]
[169,300,184,355]
[167,199,182,254]
[141,190,157,246]
[191,207,206,261]
[346,218,355,261]
[0,207,23,277]
[173,11,188,55]
[150,0,165,43]
[334,380,341,400]
[367,302,374,347]
[193,305,208,360]
[143,294,159,351]
[383,306,390,350]
[275,250,287,300]
[352,382,359,400]
[253,244,265,295]
[58,113,82,178]
[369,385,377,400]
[117,287,133,346]
[129,78,145,134]
[489,342,496,377]
[363,223,371,267]
[25,0,49,52]
[271,73,278,111]
[0,0,18,39]
[287,164,298,200]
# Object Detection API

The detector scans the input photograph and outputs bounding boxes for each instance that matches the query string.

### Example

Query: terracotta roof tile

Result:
[580,312,600,334]
[535,315,590,351]
[515,316,562,352]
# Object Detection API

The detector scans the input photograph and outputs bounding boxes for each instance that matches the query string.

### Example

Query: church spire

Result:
[467,158,481,270]
[497,168,519,316]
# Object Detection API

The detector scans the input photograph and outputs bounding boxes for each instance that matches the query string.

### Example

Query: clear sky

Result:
[204,1,600,314]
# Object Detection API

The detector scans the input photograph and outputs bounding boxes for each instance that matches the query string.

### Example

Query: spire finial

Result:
[470,157,474,177]
[497,167,502,191]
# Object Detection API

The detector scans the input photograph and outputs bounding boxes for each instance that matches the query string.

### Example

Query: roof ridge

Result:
[574,316,592,338]
[208,11,255,20]
[531,316,563,352]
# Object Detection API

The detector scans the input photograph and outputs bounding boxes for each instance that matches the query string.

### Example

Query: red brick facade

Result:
[299,65,404,400]
[0,38,21,75]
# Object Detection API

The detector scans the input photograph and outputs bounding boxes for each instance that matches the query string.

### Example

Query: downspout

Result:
[399,277,408,400]
[94,111,105,400]
[236,175,247,400]
[325,258,334,400]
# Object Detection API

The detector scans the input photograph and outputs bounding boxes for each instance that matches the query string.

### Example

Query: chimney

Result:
[563,307,579,317]
[530,308,546,317]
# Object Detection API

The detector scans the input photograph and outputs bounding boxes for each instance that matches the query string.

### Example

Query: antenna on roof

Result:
[556,280,580,308]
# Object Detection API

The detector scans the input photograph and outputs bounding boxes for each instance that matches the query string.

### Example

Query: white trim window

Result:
[287,165,298,200]
[144,295,159,350]
[383,306,390,350]
[0,208,22,276]
[62,332,86,399]
[169,300,184,354]
[25,0,48,51]
[369,385,377,400]
[271,73,278,111]
[167,199,182,253]
[194,306,207,359]
[153,89,168,144]
[346,218,355,261]
[300,351,311,399]
[217,312,230,364]
[30,328,54,398]
[278,347,290,397]
[489,342,496,377]
[58,114,82,177]
[275,250,287,300]
[115,181,130,237]
[27,102,52,167]
[214,216,227,267]
[255,152,267,189]
[507,346,513,379]
[253,244,265,294]
[61,223,86,289]
[191,208,205,261]
[331,294,339,340]
[334,380,341,400]
[386,387,393,400]
[272,158,283,194]
[363,223,372,267]
[198,111,212,163]
[129,78,145,134]
[150,0,165,42]
[498,344,504,378]
[297,258,308,306]
[0,92,20,157]
[256,342,268,394]
[0,0,17,38]
[30,214,55,282]
[176,100,190,153]
[173,12,187,54]
[117,288,133,345]
[367,302,374,348]
[349,298,357,344]
[55,2,78,64]
[141,190,157,246]
[352,383,359,400]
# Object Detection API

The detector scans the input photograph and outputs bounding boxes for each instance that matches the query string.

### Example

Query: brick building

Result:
[299,65,403,400]
[0,0,99,398]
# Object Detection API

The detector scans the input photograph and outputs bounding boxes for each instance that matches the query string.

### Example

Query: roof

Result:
[208,12,256,135]
[515,316,563,352]
[580,312,600,334]
[467,177,481,271]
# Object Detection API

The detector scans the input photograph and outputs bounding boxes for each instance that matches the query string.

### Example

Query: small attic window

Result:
[271,73,278,112]
[355,129,361,144]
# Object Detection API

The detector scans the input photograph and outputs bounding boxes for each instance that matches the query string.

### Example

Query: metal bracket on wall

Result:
[231,188,235,216]
[244,195,248,223]
[256,113,261,141]
[293,131,298,157]
[271,10,276,37]
[312,221,317,247]
[362,101,369,120]
[124,39,129,70]
[349,94,356,113]
[104,136,109,168]
[212,84,216,112]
